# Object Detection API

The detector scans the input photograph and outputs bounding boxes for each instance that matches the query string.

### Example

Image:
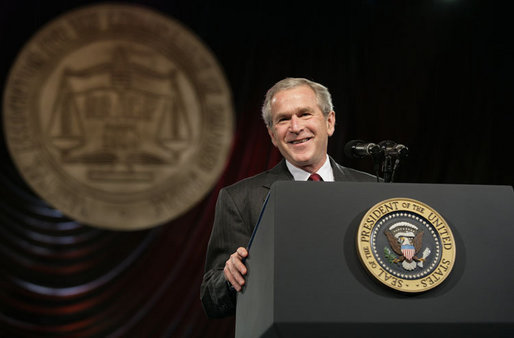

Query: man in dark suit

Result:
[200,77,376,318]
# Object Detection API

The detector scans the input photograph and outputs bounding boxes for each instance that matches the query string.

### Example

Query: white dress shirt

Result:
[285,155,334,182]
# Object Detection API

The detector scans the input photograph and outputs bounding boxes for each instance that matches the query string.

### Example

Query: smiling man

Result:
[266,82,335,174]
[200,77,376,318]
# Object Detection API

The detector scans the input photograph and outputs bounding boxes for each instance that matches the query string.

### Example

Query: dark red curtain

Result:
[1,1,513,337]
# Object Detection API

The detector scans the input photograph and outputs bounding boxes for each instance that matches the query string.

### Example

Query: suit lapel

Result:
[331,157,348,181]
[262,159,293,190]
[331,157,377,182]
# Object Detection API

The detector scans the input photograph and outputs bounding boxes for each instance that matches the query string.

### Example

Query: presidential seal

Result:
[356,198,456,292]
[2,4,234,230]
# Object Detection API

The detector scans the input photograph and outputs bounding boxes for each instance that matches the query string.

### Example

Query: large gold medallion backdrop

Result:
[3,4,234,230]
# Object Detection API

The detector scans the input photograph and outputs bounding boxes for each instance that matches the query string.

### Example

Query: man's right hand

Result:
[224,247,248,292]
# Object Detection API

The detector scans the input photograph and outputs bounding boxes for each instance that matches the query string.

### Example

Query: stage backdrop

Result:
[1,1,512,337]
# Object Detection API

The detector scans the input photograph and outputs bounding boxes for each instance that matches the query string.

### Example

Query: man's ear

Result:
[327,111,336,137]
[267,126,278,147]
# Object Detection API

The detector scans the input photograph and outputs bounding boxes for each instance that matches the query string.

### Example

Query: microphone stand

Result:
[378,140,408,183]
[371,151,384,183]
[382,154,394,183]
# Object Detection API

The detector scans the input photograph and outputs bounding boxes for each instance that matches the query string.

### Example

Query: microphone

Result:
[344,140,383,159]
[344,139,409,183]
[378,140,409,159]
[394,144,409,158]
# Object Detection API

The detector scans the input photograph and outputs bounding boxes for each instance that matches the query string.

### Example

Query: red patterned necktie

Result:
[308,173,323,181]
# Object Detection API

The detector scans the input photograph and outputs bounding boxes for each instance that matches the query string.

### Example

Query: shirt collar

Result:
[285,155,334,182]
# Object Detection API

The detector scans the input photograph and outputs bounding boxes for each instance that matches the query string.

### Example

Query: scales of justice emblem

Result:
[3,4,234,229]
[47,47,192,181]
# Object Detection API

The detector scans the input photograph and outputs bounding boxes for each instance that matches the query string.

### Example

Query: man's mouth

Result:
[288,137,312,145]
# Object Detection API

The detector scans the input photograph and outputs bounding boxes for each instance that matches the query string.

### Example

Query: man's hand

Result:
[224,247,248,292]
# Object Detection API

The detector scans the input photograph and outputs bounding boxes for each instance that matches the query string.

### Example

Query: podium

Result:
[235,182,514,338]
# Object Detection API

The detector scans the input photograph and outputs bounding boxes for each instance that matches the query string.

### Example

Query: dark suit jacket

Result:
[200,157,376,318]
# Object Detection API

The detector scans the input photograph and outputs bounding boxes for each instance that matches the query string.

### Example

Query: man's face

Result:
[267,85,335,173]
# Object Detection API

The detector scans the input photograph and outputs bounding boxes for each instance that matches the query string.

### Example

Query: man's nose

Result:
[289,115,303,133]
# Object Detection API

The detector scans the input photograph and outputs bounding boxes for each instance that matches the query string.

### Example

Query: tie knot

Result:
[308,173,323,181]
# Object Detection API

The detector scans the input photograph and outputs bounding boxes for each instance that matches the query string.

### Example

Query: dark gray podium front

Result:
[235,182,514,338]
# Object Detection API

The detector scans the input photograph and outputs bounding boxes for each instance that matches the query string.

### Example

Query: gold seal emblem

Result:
[356,198,456,292]
[2,4,234,230]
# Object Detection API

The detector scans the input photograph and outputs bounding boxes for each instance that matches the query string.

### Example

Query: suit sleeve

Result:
[200,187,253,318]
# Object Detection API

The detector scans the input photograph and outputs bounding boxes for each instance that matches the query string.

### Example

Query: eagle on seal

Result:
[385,229,425,271]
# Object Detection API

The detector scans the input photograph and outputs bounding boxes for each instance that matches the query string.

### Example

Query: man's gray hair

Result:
[261,77,334,127]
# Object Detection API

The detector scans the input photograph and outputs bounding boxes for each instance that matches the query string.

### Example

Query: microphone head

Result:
[395,144,409,158]
[367,143,383,157]
[344,140,364,159]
